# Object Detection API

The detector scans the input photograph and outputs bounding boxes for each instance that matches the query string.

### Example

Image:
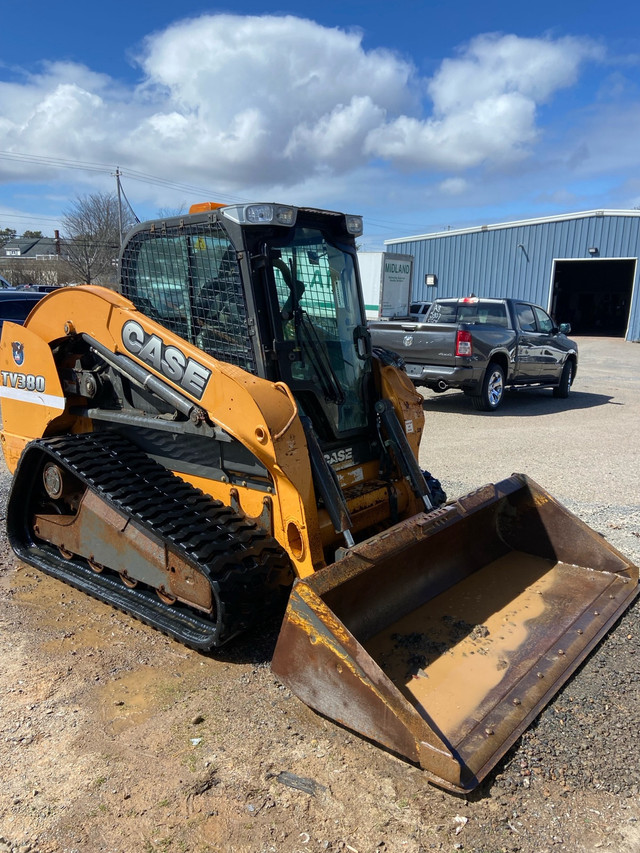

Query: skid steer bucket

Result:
[272,474,638,792]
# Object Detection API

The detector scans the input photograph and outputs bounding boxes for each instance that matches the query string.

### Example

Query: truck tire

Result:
[472,362,505,412]
[423,471,447,507]
[553,359,573,398]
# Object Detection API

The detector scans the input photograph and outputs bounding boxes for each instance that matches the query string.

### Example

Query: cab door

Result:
[531,305,567,382]
[515,303,564,383]
[514,302,540,381]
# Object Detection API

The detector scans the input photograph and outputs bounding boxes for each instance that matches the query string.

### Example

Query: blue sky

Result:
[1,0,639,249]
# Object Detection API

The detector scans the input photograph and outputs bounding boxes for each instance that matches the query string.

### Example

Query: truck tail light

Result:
[456,330,473,357]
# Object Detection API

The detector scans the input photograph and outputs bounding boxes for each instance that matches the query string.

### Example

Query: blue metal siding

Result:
[386,212,640,340]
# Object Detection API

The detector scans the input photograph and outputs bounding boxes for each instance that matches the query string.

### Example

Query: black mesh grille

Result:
[120,222,255,373]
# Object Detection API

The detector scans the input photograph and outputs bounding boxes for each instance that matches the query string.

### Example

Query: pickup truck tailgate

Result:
[371,323,456,366]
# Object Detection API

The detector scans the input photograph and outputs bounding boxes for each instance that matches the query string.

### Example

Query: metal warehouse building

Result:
[385,210,640,340]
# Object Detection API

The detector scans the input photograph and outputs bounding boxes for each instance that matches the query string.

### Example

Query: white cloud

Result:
[429,33,602,112]
[139,15,415,112]
[438,177,468,196]
[127,14,416,186]
[285,96,386,172]
[366,33,602,170]
[366,92,538,169]
[0,61,139,182]
[0,15,605,208]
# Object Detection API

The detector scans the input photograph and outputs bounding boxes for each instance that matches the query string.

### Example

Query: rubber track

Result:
[7,432,291,649]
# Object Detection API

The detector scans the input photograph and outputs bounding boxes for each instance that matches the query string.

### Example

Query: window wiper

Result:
[294,308,345,405]
[274,253,345,405]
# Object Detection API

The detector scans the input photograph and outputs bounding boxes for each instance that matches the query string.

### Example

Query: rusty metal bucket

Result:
[271,474,638,792]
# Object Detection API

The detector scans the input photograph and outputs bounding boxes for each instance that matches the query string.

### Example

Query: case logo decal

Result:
[121,319,211,400]
[324,447,353,469]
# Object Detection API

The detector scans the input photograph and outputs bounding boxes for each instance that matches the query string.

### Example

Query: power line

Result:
[364,216,434,232]
[117,166,250,202]
[0,151,112,175]
[0,210,61,224]
[1,149,437,234]
[0,150,250,203]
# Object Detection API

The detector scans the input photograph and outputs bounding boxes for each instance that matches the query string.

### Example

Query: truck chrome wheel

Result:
[487,368,504,406]
[473,362,506,411]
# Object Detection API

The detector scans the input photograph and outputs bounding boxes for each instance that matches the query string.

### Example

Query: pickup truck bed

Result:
[369,297,578,411]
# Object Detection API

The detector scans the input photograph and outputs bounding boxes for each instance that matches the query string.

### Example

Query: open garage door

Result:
[551,258,635,337]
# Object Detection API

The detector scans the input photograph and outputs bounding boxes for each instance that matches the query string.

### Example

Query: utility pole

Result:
[115,167,124,251]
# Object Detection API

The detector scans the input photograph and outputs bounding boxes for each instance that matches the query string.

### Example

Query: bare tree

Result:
[156,203,188,219]
[61,192,136,286]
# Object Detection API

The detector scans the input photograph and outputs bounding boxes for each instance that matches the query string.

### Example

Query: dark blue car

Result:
[0,274,50,332]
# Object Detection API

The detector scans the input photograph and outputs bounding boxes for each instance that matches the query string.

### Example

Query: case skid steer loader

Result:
[0,202,636,792]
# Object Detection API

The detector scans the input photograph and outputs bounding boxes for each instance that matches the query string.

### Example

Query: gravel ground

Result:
[0,335,639,853]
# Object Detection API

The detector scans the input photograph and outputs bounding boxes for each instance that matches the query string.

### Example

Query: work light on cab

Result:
[346,215,363,236]
[222,204,297,227]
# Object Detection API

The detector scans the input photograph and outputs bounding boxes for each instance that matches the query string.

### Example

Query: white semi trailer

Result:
[358,252,414,321]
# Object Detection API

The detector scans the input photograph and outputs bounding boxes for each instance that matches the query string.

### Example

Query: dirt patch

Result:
[1,549,639,853]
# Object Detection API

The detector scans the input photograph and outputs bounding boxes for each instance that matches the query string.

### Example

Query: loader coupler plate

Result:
[272,474,638,792]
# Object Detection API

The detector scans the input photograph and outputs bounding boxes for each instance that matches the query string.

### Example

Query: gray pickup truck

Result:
[369,296,578,411]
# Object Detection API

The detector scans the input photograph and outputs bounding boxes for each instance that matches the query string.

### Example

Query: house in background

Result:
[0,235,71,287]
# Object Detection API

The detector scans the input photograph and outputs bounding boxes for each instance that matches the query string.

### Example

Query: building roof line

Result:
[384,209,640,245]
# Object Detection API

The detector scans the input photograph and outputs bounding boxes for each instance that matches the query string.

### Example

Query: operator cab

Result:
[120,203,373,446]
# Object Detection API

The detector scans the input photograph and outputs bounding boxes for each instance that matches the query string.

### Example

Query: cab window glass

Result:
[428,301,508,326]
[532,306,554,333]
[270,227,369,434]
[515,303,536,332]
[475,304,508,327]
[427,302,458,323]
